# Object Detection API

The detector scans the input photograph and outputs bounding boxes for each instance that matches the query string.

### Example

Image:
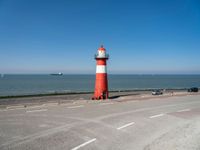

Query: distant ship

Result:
[50,72,63,76]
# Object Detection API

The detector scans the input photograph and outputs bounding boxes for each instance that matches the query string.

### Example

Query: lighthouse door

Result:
[103,91,106,99]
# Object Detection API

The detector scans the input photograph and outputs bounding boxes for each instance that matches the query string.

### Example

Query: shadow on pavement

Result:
[109,93,140,99]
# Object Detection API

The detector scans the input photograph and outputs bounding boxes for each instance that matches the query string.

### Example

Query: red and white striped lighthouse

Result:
[92,45,109,100]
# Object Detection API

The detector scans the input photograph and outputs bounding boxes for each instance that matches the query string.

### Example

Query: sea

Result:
[0,74,200,97]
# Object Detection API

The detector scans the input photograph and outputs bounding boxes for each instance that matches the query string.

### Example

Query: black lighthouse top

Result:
[95,45,109,59]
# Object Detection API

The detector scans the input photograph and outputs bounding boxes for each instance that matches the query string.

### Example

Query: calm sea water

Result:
[0,75,200,96]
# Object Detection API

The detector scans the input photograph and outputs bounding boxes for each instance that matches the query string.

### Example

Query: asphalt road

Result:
[0,95,200,150]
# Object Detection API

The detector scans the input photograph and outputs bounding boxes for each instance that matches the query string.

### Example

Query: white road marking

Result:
[8,108,25,111]
[6,106,26,110]
[149,113,165,119]
[28,105,45,109]
[141,95,149,98]
[46,103,58,106]
[71,138,96,150]
[60,103,71,106]
[176,109,191,112]
[39,124,49,128]
[67,105,84,109]
[95,101,200,121]
[117,122,135,130]
[26,109,47,113]
[0,109,7,112]
[7,106,24,109]
[99,102,114,106]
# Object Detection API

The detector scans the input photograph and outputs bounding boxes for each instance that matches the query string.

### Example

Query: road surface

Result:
[0,95,200,150]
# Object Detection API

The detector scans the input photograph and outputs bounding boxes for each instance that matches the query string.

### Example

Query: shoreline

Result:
[0,88,189,99]
[0,89,198,107]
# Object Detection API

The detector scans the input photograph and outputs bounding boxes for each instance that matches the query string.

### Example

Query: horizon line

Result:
[1,73,200,75]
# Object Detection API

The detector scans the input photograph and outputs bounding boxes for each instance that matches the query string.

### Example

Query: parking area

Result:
[0,95,200,150]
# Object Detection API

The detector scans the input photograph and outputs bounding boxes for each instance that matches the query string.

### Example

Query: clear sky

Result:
[0,0,200,74]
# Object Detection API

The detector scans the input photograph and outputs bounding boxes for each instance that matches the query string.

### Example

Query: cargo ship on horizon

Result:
[50,72,63,76]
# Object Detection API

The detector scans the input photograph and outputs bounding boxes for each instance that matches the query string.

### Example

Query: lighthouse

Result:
[92,45,109,100]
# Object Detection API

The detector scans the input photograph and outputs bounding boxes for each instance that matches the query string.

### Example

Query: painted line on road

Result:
[95,101,200,121]
[26,109,48,113]
[8,108,26,111]
[67,105,84,109]
[176,109,191,113]
[149,113,165,119]
[99,102,114,106]
[60,103,71,106]
[7,106,24,109]
[28,105,45,109]
[71,138,96,150]
[46,103,58,106]
[7,106,25,110]
[0,109,7,112]
[117,122,135,130]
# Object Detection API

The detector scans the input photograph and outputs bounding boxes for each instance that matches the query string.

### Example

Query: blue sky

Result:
[0,0,200,74]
